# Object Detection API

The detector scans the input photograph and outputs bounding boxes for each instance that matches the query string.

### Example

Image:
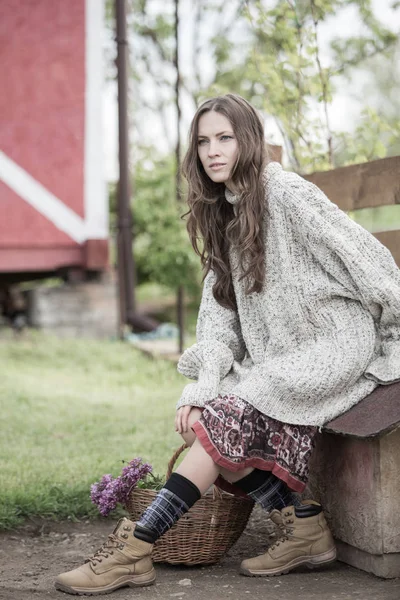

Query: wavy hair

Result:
[181,94,269,310]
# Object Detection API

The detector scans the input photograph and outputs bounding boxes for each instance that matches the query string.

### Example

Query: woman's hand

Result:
[175,405,195,435]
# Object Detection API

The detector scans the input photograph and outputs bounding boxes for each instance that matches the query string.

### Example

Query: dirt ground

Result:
[1,508,399,600]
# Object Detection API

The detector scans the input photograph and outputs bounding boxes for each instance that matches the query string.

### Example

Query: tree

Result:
[337,39,400,163]
[106,1,398,173]
[206,0,398,172]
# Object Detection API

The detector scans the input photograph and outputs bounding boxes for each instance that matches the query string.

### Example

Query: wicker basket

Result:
[125,444,254,565]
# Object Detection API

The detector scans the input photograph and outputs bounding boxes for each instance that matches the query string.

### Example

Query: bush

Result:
[109,153,202,298]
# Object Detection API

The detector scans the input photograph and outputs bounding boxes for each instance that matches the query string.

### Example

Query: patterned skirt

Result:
[192,394,317,493]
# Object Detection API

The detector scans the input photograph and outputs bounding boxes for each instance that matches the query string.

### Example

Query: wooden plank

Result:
[375,230,400,267]
[267,144,283,164]
[304,156,400,211]
[325,381,400,438]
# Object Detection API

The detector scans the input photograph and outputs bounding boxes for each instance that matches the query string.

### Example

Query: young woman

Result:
[55,94,400,595]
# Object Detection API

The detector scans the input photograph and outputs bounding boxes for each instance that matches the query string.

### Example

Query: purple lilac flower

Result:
[90,474,113,505]
[90,458,153,517]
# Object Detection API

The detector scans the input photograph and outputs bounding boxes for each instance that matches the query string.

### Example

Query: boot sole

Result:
[54,568,156,596]
[240,547,337,577]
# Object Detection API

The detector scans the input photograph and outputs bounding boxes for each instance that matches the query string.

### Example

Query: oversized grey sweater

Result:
[176,162,400,426]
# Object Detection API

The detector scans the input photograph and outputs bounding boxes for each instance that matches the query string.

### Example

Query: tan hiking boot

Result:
[269,507,284,529]
[55,518,155,595]
[240,501,336,577]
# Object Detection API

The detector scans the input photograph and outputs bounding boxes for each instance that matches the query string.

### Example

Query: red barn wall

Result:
[0,0,108,274]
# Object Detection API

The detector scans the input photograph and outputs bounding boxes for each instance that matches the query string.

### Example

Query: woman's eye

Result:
[220,135,233,141]
[198,139,208,146]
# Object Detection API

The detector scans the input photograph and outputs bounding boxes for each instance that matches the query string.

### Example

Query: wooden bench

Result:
[308,381,400,578]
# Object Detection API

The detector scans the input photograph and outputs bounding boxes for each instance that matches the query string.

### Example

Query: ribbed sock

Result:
[134,473,201,543]
[234,469,300,511]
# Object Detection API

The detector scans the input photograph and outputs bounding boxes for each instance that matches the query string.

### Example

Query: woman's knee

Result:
[180,407,203,447]
[181,429,196,446]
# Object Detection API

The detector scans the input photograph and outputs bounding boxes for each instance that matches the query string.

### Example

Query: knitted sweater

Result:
[176,162,400,426]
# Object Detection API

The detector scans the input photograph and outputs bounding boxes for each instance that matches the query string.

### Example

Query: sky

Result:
[102,0,400,181]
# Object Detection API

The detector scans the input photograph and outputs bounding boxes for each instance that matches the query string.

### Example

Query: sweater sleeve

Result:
[281,172,400,385]
[176,268,246,408]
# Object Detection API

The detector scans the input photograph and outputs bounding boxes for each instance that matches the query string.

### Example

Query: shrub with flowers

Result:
[90,457,163,517]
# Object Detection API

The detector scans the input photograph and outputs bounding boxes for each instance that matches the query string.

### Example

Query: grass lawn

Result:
[0,331,188,530]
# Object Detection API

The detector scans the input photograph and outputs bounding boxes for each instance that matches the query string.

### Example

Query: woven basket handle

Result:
[165,444,224,500]
[166,444,188,479]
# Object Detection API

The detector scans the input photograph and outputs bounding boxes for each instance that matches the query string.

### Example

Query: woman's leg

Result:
[134,423,296,547]
[178,407,297,499]
[134,437,255,545]
[179,409,296,496]
[175,437,254,492]
[55,435,275,595]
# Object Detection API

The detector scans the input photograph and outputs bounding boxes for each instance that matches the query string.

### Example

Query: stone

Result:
[27,275,118,339]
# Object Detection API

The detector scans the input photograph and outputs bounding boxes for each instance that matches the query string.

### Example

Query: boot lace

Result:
[86,534,124,566]
[270,511,295,550]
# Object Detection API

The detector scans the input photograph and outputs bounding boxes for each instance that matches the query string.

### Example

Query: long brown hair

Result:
[182,93,269,310]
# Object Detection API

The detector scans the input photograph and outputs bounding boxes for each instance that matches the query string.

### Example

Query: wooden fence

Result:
[304,155,400,265]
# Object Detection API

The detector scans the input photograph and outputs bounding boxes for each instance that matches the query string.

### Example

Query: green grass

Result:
[136,281,175,304]
[0,331,187,529]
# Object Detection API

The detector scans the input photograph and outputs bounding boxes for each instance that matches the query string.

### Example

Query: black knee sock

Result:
[134,473,201,544]
[234,469,300,512]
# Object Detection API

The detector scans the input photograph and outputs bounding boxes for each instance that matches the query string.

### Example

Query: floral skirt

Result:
[192,394,317,493]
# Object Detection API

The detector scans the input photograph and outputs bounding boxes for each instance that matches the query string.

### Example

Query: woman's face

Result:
[197,111,239,189]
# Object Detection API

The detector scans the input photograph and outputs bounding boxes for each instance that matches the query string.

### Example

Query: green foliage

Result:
[105,1,399,176]
[109,153,202,297]
[207,0,399,173]
[335,107,400,165]
[137,472,165,491]
[133,154,201,296]
[348,40,400,159]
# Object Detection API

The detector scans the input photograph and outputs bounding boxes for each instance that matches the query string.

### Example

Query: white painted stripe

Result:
[0,150,87,244]
[84,0,108,239]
